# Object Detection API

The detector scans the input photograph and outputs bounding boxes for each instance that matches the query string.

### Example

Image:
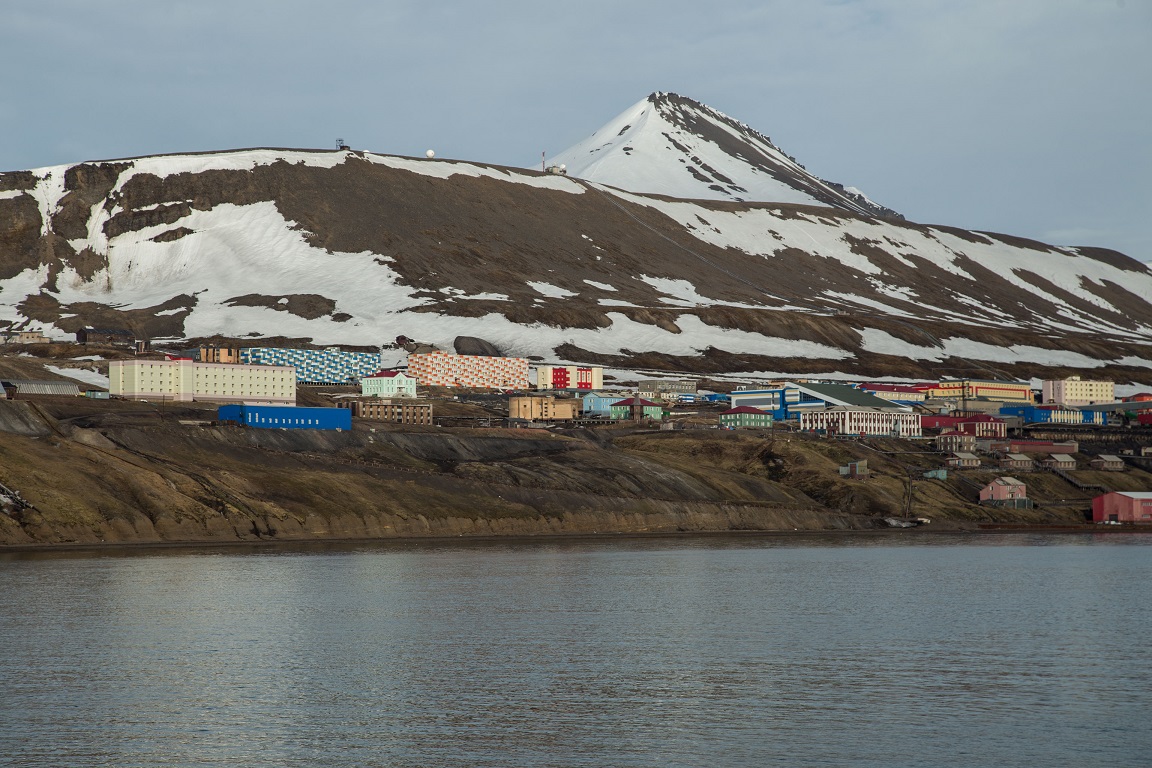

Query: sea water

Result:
[1,533,1149,767]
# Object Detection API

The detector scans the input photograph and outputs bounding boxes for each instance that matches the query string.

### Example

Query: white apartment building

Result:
[800,408,922,438]
[108,359,296,404]
[360,371,417,398]
[1041,376,1114,406]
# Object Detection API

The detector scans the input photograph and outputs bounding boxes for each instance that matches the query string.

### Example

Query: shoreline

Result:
[2,523,1148,555]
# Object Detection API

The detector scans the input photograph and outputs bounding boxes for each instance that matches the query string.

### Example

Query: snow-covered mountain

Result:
[549,92,899,218]
[1,109,1151,383]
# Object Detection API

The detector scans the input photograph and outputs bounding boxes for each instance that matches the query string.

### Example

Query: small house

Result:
[1042,454,1077,470]
[360,370,418,399]
[947,452,981,469]
[998,453,1034,471]
[1089,455,1125,471]
[838,459,869,479]
[1092,491,1152,523]
[719,406,773,429]
[979,477,1031,508]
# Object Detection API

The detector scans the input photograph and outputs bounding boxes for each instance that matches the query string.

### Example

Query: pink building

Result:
[1092,492,1152,523]
[979,477,1027,503]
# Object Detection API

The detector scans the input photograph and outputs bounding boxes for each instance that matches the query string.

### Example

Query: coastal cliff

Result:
[2,399,1136,547]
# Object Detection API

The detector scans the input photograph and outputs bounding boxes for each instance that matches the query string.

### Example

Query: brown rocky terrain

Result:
[2,396,1142,548]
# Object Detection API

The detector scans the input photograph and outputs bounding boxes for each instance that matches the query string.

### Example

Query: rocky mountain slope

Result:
[1,96,1151,383]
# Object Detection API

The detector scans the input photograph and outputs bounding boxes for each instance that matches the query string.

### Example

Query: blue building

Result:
[240,347,382,385]
[999,405,1105,425]
[581,392,620,417]
[729,383,904,421]
[217,404,352,431]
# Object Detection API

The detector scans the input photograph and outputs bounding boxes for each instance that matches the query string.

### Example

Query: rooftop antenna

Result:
[542,151,546,172]
[336,138,350,150]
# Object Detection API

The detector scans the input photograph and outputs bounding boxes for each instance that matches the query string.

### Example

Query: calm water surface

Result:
[1,533,1150,767]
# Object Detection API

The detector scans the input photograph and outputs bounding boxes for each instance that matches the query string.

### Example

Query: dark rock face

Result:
[454,336,504,357]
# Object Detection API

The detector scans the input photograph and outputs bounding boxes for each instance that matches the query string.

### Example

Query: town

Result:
[2,325,1151,527]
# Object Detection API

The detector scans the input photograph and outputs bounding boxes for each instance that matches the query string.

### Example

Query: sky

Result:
[2,0,1149,259]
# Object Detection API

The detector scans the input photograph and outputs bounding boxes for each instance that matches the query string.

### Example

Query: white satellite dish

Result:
[425,150,435,159]
[559,164,566,171]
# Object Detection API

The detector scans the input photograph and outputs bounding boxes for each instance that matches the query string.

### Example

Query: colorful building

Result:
[217,404,349,430]
[109,359,296,404]
[922,414,1006,437]
[730,383,908,421]
[535,365,603,391]
[999,405,1106,425]
[719,406,774,429]
[581,392,619,417]
[1041,376,1114,407]
[979,477,1030,507]
[1092,492,1152,523]
[240,347,381,385]
[360,370,418,398]
[407,351,529,389]
[610,397,664,421]
[932,379,1034,403]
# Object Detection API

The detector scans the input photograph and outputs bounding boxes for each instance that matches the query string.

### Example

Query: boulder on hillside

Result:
[454,336,504,357]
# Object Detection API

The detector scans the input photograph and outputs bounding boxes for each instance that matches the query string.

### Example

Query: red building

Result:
[921,413,1006,438]
[979,477,1028,505]
[1092,492,1152,523]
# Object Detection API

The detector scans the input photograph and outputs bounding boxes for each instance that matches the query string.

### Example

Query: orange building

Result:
[407,351,529,389]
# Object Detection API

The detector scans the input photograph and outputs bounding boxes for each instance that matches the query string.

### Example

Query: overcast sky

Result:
[2,0,1149,259]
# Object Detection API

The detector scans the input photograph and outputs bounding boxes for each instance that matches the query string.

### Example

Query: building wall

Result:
[581,393,616,416]
[933,380,1033,402]
[240,347,382,384]
[361,374,417,398]
[536,365,603,391]
[340,400,433,425]
[1092,493,1152,523]
[109,360,295,404]
[610,404,664,420]
[1042,377,1114,406]
[407,351,529,389]
[218,404,349,430]
[509,396,578,421]
[720,411,774,428]
[199,346,239,364]
[800,410,922,438]
[980,481,1027,501]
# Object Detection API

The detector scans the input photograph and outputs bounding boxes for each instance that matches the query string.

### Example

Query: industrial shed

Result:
[0,380,81,398]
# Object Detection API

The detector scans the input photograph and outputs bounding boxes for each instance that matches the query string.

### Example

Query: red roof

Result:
[722,406,770,415]
[366,370,407,378]
[611,397,660,407]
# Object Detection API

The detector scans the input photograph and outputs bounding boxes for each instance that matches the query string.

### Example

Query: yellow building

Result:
[109,359,295,404]
[508,395,579,421]
[932,379,1033,403]
[1041,376,1114,406]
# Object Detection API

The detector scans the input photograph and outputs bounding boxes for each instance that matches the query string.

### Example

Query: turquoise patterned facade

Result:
[240,347,382,385]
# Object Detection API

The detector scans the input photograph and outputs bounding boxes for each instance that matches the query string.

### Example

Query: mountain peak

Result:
[550,92,899,218]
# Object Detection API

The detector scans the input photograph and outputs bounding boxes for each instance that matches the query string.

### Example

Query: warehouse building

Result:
[218,404,350,431]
